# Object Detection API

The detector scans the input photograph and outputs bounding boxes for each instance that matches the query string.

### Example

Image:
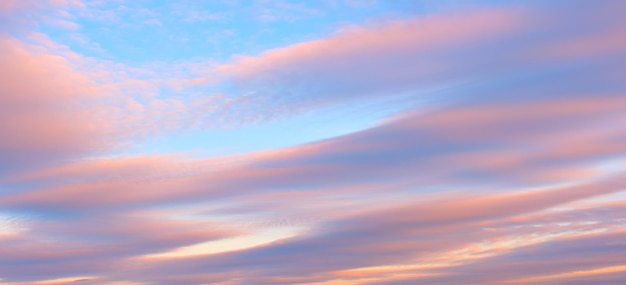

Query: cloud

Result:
[0,37,113,173]
[205,4,524,122]
[1,0,626,284]
[0,0,83,33]
[142,18,162,26]
[0,209,240,282]
[2,71,625,283]
[183,10,222,22]
[97,178,626,285]
[0,32,190,173]
[177,0,624,127]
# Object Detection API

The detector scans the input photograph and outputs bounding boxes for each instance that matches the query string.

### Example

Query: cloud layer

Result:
[1,0,625,284]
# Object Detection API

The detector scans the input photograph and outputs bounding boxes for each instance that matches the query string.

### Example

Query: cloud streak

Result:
[1,0,625,284]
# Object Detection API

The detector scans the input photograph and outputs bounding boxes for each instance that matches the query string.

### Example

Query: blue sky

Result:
[34,0,501,159]
[34,0,442,157]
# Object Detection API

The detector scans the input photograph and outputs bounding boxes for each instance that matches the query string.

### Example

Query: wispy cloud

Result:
[1,0,625,284]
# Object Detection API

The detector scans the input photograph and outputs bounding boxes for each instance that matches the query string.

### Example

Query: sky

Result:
[1,0,625,284]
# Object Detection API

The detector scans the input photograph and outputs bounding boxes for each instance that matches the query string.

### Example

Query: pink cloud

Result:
[0,211,240,283]
[1,1,625,284]
[2,83,624,282]
[172,0,626,129]
[205,5,527,122]
[99,176,625,284]
[0,0,83,32]
[0,37,113,171]
[3,88,625,213]
[218,6,522,78]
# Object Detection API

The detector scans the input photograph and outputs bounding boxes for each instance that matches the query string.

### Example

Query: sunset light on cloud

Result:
[1,0,626,284]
